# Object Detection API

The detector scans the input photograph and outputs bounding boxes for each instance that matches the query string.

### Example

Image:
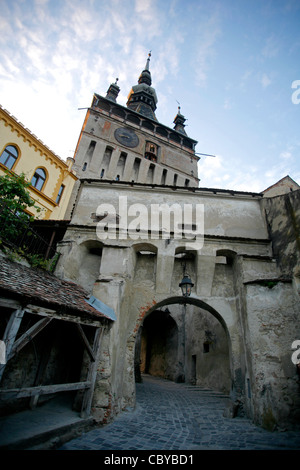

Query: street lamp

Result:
[179,274,194,297]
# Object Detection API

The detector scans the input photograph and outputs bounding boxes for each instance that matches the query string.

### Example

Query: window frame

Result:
[55,184,65,204]
[0,144,19,170]
[31,167,47,192]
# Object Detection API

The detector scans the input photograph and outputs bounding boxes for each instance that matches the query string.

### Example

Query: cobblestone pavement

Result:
[59,375,300,451]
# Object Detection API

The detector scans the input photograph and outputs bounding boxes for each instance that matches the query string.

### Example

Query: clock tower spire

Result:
[126,52,158,121]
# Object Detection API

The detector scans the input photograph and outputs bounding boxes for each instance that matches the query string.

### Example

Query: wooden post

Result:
[29,323,54,409]
[0,309,24,383]
[80,326,104,418]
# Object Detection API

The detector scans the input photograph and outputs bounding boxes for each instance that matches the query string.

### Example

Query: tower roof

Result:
[126,52,158,121]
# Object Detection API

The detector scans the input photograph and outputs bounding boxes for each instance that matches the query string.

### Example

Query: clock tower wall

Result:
[73,104,199,188]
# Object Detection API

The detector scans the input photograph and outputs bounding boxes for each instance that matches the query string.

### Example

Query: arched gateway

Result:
[133,296,233,397]
[50,53,300,432]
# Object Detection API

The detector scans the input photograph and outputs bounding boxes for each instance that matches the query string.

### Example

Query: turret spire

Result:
[105,77,120,102]
[138,51,152,86]
[173,103,187,135]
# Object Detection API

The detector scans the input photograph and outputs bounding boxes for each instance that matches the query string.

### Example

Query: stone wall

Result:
[55,182,300,429]
[244,282,300,430]
[261,189,300,279]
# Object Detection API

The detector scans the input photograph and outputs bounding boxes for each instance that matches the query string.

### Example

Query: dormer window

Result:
[144,141,158,162]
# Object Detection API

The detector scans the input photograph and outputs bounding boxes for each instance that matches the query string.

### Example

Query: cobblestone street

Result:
[59,375,300,451]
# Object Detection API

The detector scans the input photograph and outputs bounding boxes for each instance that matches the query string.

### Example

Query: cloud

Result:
[262,35,280,58]
[194,19,221,86]
[223,99,232,110]
[261,73,272,88]
[280,151,292,160]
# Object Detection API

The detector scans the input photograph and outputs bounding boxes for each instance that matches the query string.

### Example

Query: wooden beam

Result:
[81,327,105,418]
[0,381,91,400]
[76,324,96,362]
[25,304,104,327]
[8,317,53,361]
[0,298,22,309]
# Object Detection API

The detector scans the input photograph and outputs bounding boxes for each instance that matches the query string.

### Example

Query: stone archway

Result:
[133,296,232,394]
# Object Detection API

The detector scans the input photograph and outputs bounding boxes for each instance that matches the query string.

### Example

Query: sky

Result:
[0,0,299,192]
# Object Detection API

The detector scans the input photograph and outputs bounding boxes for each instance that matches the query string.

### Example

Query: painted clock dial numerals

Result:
[114,127,139,148]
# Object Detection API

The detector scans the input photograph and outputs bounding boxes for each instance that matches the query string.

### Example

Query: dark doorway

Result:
[136,310,179,382]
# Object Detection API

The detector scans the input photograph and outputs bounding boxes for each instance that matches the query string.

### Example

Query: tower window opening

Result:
[100,169,105,178]
[203,342,210,353]
[161,169,167,185]
[82,162,87,171]
[144,141,158,162]
[86,140,96,160]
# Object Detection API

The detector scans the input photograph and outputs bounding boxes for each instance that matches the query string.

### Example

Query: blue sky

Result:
[0,0,299,192]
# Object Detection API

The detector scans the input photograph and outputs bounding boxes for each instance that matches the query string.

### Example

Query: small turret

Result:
[173,105,187,136]
[105,78,120,102]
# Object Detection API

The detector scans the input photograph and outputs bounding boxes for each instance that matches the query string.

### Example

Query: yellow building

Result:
[0,105,77,220]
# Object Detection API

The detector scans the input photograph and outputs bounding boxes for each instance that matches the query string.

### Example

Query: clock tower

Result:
[55,54,299,433]
[72,54,199,187]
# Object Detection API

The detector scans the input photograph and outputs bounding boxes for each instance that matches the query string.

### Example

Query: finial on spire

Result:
[145,51,151,71]
[115,77,119,85]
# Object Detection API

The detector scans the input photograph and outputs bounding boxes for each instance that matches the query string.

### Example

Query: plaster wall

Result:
[69,182,269,242]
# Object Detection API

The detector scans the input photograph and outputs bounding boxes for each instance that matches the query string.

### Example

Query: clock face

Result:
[114,127,139,148]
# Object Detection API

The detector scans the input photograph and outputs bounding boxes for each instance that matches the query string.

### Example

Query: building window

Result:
[31,168,46,191]
[56,184,65,204]
[161,169,167,185]
[0,145,18,169]
[144,142,158,162]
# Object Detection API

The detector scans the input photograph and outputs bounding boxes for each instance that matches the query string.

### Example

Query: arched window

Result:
[31,168,46,191]
[0,145,18,169]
